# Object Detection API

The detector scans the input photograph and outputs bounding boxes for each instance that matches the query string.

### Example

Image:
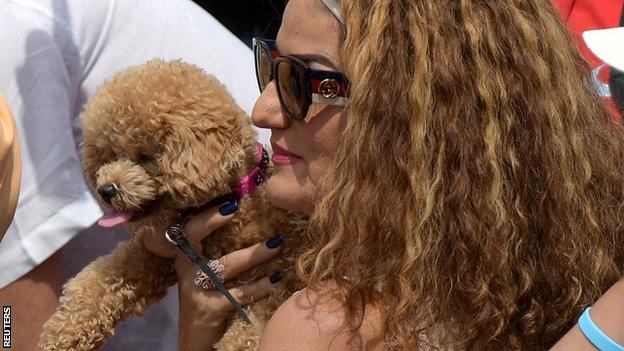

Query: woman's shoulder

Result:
[258,286,385,351]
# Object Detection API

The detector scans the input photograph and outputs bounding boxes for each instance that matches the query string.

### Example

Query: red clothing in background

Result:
[553,0,624,117]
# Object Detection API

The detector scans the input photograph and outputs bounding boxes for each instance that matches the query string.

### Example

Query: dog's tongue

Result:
[98,211,134,228]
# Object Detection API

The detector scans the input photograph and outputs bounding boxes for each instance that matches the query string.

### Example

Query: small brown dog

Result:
[39,60,307,350]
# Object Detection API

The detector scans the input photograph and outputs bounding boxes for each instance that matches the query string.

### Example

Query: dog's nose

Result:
[97,184,117,204]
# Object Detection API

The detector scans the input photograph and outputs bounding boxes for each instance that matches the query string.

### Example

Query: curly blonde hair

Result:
[297,0,624,349]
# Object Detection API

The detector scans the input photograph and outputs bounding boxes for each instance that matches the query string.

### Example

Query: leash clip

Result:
[165,223,186,246]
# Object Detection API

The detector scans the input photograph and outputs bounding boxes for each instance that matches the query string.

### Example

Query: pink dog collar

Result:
[231,142,269,198]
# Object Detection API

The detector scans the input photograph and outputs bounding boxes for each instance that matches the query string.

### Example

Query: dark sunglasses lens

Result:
[257,45,273,91]
[277,60,305,118]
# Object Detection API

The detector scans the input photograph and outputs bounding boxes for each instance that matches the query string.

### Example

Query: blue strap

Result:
[578,307,624,351]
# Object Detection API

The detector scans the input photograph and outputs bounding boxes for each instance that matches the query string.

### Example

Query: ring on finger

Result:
[194,259,227,290]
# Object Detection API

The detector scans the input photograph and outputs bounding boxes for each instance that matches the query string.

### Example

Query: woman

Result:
[162,0,624,349]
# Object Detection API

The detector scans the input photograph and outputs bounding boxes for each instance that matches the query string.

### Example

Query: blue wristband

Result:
[578,307,624,351]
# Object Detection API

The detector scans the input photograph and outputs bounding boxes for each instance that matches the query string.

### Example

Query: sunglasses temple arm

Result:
[311,93,349,106]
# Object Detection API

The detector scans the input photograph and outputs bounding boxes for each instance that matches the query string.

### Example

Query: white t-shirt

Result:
[0,0,266,349]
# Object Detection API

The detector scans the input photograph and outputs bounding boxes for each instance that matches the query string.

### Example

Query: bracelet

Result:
[578,307,624,351]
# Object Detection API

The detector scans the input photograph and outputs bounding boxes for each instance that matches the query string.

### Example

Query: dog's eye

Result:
[138,154,153,163]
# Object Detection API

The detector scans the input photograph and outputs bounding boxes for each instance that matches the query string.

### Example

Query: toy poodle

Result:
[39,59,308,350]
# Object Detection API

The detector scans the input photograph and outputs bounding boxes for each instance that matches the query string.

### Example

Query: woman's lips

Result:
[271,143,303,165]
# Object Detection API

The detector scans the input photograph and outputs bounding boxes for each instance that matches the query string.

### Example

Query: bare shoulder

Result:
[258,286,385,351]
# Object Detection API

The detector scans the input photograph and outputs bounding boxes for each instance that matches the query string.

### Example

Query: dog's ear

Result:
[159,127,245,205]
[82,135,115,189]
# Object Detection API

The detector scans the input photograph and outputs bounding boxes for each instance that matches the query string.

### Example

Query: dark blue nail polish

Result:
[218,198,238,216]
[269,271,283,284]
[265,233,283,249]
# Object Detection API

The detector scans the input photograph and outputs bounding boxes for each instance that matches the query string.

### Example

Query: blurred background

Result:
[193,0,287,46]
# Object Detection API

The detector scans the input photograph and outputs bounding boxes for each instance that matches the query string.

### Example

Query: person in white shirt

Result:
[0,0,266,349]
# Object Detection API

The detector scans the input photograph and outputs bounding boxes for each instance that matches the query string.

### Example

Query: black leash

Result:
[162,143,268,325]
[165,224,252,324]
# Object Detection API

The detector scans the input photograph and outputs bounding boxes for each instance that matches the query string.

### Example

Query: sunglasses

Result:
[252,37,349,120]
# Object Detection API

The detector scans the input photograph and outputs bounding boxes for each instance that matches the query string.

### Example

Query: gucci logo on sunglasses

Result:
[252,37,349,120]
[319,79,340,98]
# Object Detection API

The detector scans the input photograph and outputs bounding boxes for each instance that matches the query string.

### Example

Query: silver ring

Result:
[194,260,226,290]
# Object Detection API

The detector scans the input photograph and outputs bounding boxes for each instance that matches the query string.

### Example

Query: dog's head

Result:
[81,60,256,229]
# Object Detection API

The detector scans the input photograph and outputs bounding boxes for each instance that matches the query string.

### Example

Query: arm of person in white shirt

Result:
[0,8,81,351]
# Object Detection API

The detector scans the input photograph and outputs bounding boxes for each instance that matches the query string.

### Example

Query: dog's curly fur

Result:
[39,59,307,350]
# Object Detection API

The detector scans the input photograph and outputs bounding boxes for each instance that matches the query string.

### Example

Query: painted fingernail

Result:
[269,271,283,284]
[218,198,238,216]
[265,233,283,249]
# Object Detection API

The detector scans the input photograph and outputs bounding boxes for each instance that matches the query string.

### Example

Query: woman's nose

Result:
[251,82,291,130]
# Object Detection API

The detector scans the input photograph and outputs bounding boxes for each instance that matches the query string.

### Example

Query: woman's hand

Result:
[169,198,285,350]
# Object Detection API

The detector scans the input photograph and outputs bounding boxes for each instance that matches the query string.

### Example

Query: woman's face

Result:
[251,0,345,214]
